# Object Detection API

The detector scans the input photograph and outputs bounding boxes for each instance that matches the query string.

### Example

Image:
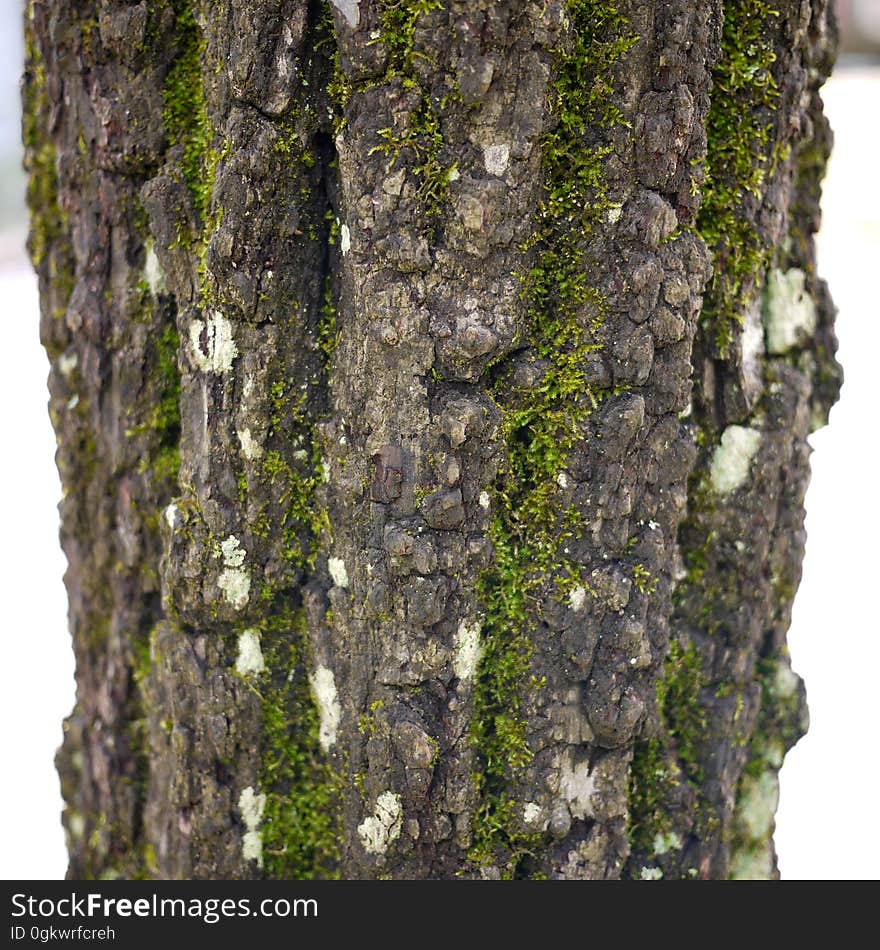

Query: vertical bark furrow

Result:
[501,0,718,880]
[327,0,518,879]
[146,0,343,878]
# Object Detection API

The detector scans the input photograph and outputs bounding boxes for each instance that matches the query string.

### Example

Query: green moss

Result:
[728,653,802,877]
[370,97,456,217]
[469,0,635,877]
[257,611,341,879]
[245,394,331,574]
[317,272,339,359]
[126,323,182,486]
[661,641,707,784]
[232,146,341,872]
[741,654,803,781]
[377,0,442,75]
[626,641,706,864]
[22,10,74,298]
[632,564,658,595]
[124,625,157,879]
[627,737,681,858]
[162,0,215,223]
[697,0,781,355]
[350,0,455,217]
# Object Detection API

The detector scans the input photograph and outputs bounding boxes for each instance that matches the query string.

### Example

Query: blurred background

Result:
[1,3,878,880]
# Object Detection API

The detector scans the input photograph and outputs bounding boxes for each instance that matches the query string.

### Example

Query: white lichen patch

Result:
[58,352,78,377]
[454,620,483,682]
[729,845,774,881]
[606,205,623,224]
[340,223,351,256]
[771,659,800,700]
[329,0,359,28]
[163,503,178,530]
[523,802,543,826]
[328,556,349,589]
[68,812,85,839]
[357,791,402,855]
[741,298,765,404]
[218,535,250,609]
[235,629,265,677]
[478,490,490,509]
[189,311,238,374]
[559,754,596,821]
[144,240,166,296]
[238,786,266,867]
[237,427,263,461]
[220,535,246,567]
[556,472,569,489]
[652,830,682,855]
[219,568,250,609]
[568,586,588,613]
[735,770,779,843]
[309,665,341,751]
[483,142,510,176]
[640,866,663,881]
[709,425,761,495]
[764,267,817,354]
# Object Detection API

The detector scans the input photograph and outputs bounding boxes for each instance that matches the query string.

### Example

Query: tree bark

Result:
[24,0,841,880]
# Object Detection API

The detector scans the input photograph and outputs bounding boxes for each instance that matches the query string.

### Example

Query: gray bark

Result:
[24,0,841,880]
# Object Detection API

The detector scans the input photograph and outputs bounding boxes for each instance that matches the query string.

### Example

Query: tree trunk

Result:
[24,0,841,880]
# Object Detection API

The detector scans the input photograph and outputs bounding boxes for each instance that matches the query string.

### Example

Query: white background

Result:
[0,20,877,879]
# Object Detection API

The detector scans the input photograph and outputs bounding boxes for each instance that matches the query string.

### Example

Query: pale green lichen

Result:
[454,621,484,682]
[144,240,167,296]
[329,0,360,29]
[652,830,682,855]
[217,535,250,609]
[734,769,779,842]
[188,312,238,374]
[763,267,817,354]
[220,535,246,567]
[483,143,510,176]
[729,847,774,880]
[237,427,264,461]
[709,425,762,495]
[238,786,267,867]
[235,629,266,677]
[58,352,78,377]
[357,791,403,855]
[327,556,349,589]
[568,586,589,612]
[559,753,596,821]
[163,503,178,530]
[309,666,341,752]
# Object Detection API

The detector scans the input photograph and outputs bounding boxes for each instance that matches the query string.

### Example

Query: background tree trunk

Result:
[24,0,841,880]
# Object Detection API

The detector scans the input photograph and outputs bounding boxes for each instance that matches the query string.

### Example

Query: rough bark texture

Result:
[24,0,840,880]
